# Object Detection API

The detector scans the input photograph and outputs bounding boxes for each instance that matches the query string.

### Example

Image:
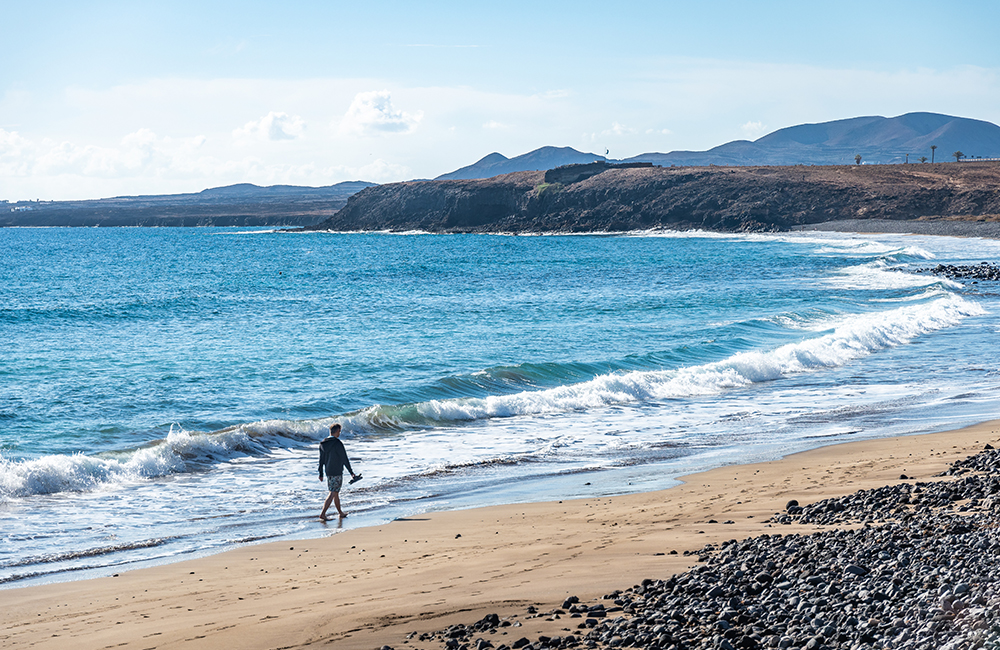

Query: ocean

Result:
[2,227,999,588]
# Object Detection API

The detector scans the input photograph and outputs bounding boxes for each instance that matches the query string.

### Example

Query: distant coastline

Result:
[0,181,373,228]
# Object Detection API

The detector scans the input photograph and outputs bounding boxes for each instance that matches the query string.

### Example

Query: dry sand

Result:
[3,420,999,650]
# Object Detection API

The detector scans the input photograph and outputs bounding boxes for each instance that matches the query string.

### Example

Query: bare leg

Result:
[334,491,347,518]
[320,491,335,521]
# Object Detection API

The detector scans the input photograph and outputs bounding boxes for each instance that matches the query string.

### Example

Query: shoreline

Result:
[3,419,999,649]
[7,217,1000,240]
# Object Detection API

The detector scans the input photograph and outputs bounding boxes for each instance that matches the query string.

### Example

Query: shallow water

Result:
[2,228,999,587]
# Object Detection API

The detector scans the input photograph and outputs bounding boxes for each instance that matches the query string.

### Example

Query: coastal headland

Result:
[306,161,1000,235]
[4,420,999,649]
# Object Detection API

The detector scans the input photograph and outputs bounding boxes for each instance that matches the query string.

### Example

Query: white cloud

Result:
[206,39,249,56]
[0,119,409,199]
[606,122,636,136]
[0,128,32,175]
[358,158,411,182]
[118,128,158,169]
[540,89,572,100]
[583,122,640,143]
[740,120,768,139]
[7,60,1000,200]
[11,129,217,182]
[338,90,422,136]
[34,140,107,176]
[233,111,306,143]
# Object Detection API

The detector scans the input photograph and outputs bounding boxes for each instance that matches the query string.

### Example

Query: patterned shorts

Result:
[326,474,343,492]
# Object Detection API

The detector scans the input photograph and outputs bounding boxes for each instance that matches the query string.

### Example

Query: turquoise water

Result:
[2,227,999,587]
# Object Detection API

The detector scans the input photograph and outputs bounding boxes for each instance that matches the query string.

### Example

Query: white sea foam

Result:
[628,229,937,261]
[215,229,280,235]
[0,421,324,501]
[811,241,935,260]
[299,229,437,235]
[761,234,935,261]
[827,260,962,291]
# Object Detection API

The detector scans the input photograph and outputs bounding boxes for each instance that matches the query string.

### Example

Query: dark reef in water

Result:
[305,161,1000,235]
[918,263,1000,281]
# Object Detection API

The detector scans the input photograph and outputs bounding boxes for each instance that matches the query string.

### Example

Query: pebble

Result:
[411,445,1000,650]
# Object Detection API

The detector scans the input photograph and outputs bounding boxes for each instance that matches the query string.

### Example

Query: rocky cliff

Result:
[307,161,1000,234]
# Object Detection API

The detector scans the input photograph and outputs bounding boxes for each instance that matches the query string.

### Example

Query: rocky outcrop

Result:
[307,162,1000,234]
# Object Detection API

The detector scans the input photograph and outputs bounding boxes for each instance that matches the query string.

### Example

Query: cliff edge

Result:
[306,161,1000,234]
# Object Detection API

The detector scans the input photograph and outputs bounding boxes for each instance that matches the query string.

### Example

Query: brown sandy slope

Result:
[3,420,998,650]
[307,161,1000,234]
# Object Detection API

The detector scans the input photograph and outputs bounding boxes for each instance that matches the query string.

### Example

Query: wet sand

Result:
[3,420,998,650]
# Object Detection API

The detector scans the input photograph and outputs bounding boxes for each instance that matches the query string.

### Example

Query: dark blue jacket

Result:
[318,436,353,478]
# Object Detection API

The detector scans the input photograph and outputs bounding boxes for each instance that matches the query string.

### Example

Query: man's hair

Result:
[329,423,342,433]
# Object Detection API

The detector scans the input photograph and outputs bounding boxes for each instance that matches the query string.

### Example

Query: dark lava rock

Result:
[918,262,1000,282]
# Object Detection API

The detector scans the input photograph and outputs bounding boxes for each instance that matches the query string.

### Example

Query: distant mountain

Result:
[624,112,1000,167]
[435,113,1000,180]
[2,181,375,227]
[195,181,374,199]
[435,146,607,180]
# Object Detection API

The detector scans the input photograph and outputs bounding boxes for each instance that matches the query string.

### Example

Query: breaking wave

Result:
[1,294,984,501]
[344,295,983,430]
[0,420,327,501]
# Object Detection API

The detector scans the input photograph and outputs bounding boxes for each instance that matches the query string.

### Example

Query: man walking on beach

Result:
[318,423,357,520]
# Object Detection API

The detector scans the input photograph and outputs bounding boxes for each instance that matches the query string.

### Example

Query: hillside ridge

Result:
[437,112,1000,180]
[2,181,374,227]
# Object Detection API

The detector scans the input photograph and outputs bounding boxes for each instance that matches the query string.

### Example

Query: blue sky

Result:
[3,0,999,200]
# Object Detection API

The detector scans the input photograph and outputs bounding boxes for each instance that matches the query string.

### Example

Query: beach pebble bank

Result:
[408,446,1000,650]
[766,446,1000,527]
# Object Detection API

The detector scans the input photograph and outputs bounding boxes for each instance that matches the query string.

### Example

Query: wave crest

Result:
[344,294,984,428]
[2,295,983,500]
[0,420,326,500]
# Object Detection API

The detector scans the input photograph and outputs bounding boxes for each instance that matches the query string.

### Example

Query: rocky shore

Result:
[404,448,1000,650]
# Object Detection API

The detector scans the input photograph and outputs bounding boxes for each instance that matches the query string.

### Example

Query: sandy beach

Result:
[3,420,999,650]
